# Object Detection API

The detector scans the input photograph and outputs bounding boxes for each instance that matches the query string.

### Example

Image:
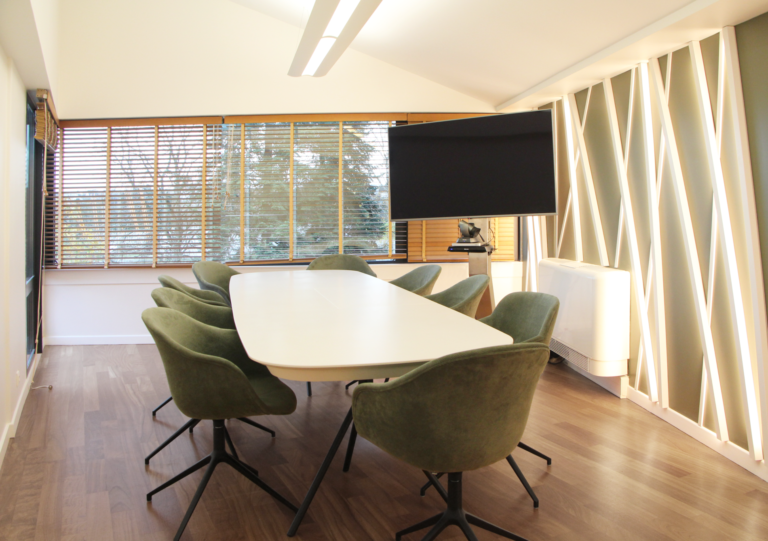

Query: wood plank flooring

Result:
[2,345,768,540]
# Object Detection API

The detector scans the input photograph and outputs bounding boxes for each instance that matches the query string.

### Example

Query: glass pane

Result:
[342,121,390,256]
[156,125,203,264]
[294,122,340,259]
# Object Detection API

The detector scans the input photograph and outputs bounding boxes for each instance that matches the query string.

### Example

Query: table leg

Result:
[287,408,354,537]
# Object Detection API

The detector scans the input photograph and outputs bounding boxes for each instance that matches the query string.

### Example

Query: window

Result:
[45,117,407,267]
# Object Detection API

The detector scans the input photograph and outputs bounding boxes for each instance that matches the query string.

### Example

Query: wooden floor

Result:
[2,346,768,541]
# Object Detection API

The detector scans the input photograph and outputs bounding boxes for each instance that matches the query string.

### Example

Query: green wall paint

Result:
[736,12,768,341]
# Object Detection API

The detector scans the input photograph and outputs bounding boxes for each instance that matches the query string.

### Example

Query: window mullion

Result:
[338,121,343,255]
[388,120,393,258]
[57,132,63,268]
[201,124,207,261]
[240,123,245,264]
[152,126,159,268]
[105,127,111,268]
[289,122,294,261]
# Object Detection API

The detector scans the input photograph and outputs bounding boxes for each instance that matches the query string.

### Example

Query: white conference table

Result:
[229,270,513,536]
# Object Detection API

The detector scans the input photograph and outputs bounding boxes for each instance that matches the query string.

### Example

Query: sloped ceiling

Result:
[232,0,697,105]
[55,0,493,118]
[50,0,768,118]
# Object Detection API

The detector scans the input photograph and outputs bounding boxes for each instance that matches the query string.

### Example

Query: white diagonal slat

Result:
[562,96,584,262]
[639,61,669,409]
[603,76,659,404]
[649,57,728,441]
[690,40,761,460]
[568,93,610,266]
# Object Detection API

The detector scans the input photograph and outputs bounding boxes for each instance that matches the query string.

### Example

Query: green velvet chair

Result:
[422,291,560,508]
[144,288,277,464]
[352,342,550,541]
[142,307,298,541]
[307,253,377,395]
[158,274,229,306]
[151,276,229,417]
[307,254,377,277]
[342,274,491,456]
[390,265,442,296]
[192,261,240,305]
[424,274,490,318]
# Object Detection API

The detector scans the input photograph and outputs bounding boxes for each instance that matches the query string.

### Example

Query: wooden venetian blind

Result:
[293,122,341,259]
[404,114,518,263]
[46,116,406,268]
[342,121,392,257]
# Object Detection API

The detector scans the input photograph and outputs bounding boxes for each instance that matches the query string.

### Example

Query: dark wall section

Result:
[736,12,768,318]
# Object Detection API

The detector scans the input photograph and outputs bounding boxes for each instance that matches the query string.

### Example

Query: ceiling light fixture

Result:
[289,0,381,78]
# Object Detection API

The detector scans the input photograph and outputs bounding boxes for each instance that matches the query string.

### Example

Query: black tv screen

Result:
[388,110,556,220]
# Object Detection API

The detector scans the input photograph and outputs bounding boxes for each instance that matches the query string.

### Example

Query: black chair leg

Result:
[307,382,312,396]
[237,417,276,437]
[145,418,201,464]
[147,420,297,541]
[152,396,173,417]
[342,423,358,472]
[506,455,539,508]
[396,473,529,541]
[517,441,551,465]
[224,426,238,460]
[420,471,445,497]
[345,380,359,390]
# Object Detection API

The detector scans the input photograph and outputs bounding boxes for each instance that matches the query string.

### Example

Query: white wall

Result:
[0,43,38,467]
[43,262,522,345]
[29,0,59,94]
[55,0,494,119]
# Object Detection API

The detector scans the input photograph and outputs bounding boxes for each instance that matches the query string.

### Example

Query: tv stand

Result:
[446,219,495,319]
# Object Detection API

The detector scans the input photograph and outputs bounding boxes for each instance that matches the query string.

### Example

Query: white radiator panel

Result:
[539,258,629,377]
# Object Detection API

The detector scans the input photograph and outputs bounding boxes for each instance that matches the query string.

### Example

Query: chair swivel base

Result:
[147,420,297,541]
[397,472,528,541]
[419,441,551,508]
[144,417,275,464]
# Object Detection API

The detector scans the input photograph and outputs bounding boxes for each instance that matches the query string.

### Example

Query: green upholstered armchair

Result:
[389,265,442,296]
[142,307,297,541]
[158,274,229,306]
[144,289,276,464]
[480,291,560,346]
[152,287,236,329]
[352,342,550,541]
[192,261,240,305]
[422,291,561,509]
[425,274,490,318]
[307,254,377,277]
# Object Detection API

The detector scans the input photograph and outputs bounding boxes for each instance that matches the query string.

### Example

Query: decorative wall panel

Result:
[529,27,768,474]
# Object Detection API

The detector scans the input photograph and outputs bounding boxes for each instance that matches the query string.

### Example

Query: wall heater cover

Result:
[538,258,629,377]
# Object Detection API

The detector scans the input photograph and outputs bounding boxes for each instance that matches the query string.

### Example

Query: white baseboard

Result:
[0,352,41,470]
[627,387,768,482]
[564,360,628,398]
[45,334,153,345]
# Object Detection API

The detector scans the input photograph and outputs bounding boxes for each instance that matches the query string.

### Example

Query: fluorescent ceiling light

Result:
[303,37,337,76]
[288,0,382,78]
[324,0,361,38]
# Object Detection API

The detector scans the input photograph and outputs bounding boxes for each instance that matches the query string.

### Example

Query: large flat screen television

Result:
[388,110,556,221]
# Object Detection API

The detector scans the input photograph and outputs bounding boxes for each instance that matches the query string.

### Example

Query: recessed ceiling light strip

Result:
[289,0,381,77]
